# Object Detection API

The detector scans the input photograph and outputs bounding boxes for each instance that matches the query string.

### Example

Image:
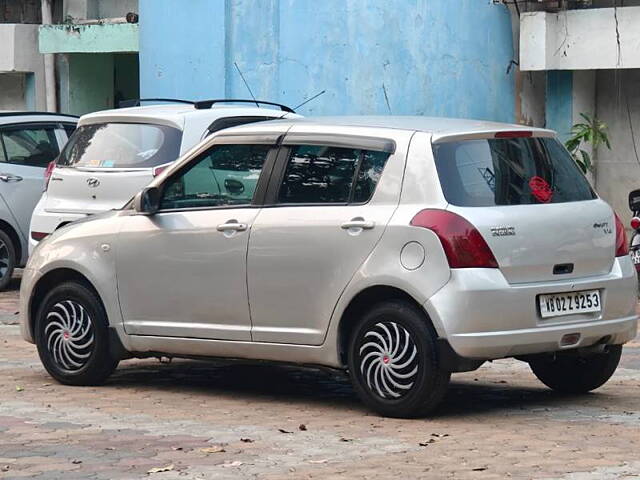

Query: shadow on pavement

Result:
[103,358,589,418]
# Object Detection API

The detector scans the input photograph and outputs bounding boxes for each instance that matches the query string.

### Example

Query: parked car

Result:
[0,111,77,290]
[28,99,300,253]
[21,117,638,418]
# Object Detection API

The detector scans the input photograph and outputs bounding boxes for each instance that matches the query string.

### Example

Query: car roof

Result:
[0,111,78,125]
[223,115,555,142]
[78,104,299,130]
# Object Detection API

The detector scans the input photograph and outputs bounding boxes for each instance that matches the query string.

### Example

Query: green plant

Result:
[565,113,611,174]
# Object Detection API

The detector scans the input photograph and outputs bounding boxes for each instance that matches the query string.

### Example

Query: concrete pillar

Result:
[546,71,573,142]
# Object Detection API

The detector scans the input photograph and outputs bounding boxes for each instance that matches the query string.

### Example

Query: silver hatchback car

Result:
[20,117,638,418]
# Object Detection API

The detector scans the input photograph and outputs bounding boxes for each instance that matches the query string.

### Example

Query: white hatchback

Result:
[29,99,299,252]
[20,116,638,418]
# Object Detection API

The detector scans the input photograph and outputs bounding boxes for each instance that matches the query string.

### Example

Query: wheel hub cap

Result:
[359,321,419,399]
[44,301,94,372]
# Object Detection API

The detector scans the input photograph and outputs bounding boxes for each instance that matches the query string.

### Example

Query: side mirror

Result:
[629,189,640,212]
[134,187,161,215]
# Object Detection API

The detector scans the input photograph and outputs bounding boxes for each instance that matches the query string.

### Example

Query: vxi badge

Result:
[490,226,516,237]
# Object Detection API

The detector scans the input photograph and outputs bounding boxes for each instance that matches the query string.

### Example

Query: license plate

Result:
[538,290,601,318]
[631,247,640,265]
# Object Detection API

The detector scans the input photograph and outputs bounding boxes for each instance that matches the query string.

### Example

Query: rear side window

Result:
[58,122,182,169]
[433,137,596,207]
[277,145,390,204]
[160,144,271,210]
[0,126,60,168]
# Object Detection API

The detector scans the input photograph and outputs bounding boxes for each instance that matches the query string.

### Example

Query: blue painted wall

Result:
[546,71,573,142]
[140,0,516,122]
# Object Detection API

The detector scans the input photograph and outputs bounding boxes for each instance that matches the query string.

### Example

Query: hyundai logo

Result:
[87,177,100,188]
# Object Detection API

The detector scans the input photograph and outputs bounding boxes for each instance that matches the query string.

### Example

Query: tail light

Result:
[410,209,499,268]
[494,131,533,139]
[43,160,56,191]
[31,231,48,241]
[614,212,629,257]
[631,217,640,231]
[152,163,171,177]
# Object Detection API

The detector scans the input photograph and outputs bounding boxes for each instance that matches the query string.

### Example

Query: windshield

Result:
[58,122,182,169]
[433,137,596,207]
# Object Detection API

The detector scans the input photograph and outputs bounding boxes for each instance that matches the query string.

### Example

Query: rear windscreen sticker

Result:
[529,176,553,203]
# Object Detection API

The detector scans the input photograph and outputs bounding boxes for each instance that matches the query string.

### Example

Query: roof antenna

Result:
[278,89,326,119]
[234,62,259,108]
[292,90,326,111]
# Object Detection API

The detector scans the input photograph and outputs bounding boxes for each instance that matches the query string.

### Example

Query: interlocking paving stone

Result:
[1,280,639,479]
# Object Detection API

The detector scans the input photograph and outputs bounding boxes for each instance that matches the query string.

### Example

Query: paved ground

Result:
[1,273,640,479]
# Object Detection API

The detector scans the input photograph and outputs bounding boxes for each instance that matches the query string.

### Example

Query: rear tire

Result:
[35,281,119,386]
[0,229,16,291]
[348,300,450,418]
[529,345,622,393]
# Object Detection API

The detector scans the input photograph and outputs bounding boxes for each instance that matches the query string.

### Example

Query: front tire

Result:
[35,281,119,386]
[348,300,450,418]
[0,229,16,291]
[529,345,622,393]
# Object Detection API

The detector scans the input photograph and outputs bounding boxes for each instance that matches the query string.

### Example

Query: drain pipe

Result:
[41,0,57,112]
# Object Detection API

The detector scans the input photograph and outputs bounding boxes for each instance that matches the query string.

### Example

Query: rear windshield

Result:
[433,137,596,206]
[57,122,182,169]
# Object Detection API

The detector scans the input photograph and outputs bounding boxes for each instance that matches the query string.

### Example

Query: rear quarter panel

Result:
[324,132,452,349]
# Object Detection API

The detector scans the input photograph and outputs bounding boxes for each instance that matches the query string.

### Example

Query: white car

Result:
[0,111,77,289]
[29,99,299,252]
[21,117,638,418]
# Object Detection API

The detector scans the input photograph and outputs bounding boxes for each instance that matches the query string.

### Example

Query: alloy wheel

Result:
[44,300,95,371]
[359,321,419,399]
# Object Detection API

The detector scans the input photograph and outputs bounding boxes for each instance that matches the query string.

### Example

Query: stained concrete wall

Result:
[594,69,640,222]
[57,53,114,115]
[140,0,517,121]
[64,0,138,21]
[0,73,26,109]
[521,6,640,71]
[0,23,45,110]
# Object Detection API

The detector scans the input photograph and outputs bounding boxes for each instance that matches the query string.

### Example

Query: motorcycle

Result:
[628,189,640,270]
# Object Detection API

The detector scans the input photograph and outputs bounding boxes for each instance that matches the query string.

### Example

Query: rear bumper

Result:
[28,196,87,255]
[424,257,639,359]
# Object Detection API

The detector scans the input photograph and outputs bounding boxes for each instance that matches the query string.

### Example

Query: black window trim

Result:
[0,122,66,168]
[151,141,281,214]
[264,141,391,208]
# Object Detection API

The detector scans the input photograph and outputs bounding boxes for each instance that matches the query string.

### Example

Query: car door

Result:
[0,123,64,240]
[116,139,278,341]
[247,129,412,345]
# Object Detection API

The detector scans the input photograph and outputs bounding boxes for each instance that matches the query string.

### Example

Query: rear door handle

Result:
[0,173,22,182]
[216,220,248,232]
[341,217,375,230]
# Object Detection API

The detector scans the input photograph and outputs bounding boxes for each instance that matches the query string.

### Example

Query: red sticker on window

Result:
[529,176,552,203]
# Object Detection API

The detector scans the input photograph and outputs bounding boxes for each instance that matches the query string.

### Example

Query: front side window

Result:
[433,137,596,207]
[278,145,390,204]
[160,144,271,210]
[0,126,60,167]
[58,122,182,169]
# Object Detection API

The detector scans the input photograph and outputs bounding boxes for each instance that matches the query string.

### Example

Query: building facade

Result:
[520,0,640,223]
[138,0,518,121]
[0,1,47,110]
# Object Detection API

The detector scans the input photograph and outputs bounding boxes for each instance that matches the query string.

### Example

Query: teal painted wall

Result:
[139,0,517,121]
[546,71,573,142]
[58,54,114,115]
[39,23,138,54]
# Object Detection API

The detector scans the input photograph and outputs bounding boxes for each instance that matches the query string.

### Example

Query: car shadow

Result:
[105,358,590,418]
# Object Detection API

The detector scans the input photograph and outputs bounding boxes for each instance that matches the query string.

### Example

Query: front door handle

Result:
[216,220,248,232]
[0,173,22,183]
[341,217,375,230]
